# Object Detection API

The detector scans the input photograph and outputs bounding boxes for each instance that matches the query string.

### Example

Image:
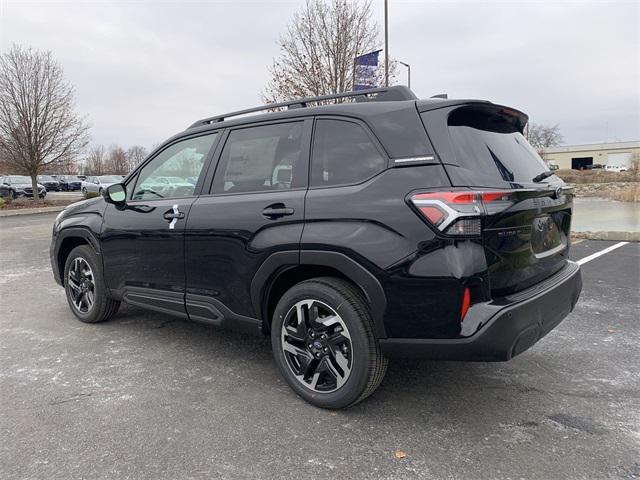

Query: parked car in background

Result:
[605,165,628,172]
[37,175,61,191]
[138,175,195,198]
[547,163,559,171]
[57,175,83,191]
[50,86,582,409]
[81,175,123,195]
[0,182,12,199]
[0,175,47,199]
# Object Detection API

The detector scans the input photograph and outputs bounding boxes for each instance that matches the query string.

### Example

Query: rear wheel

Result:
[63,245,120,323]
[271,277,387,409]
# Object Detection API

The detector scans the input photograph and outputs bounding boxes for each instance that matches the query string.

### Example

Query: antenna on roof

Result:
[430,94,448,99]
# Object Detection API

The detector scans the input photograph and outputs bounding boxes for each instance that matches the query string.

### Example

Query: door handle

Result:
[163,211,185,220]
[262,204,294,218]
[163,205,185,229]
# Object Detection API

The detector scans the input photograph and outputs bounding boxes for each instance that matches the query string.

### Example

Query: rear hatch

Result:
[420,103,572,296]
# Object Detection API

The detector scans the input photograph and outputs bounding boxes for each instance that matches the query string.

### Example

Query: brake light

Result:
[410,190,513,236]
[461,287,471,321]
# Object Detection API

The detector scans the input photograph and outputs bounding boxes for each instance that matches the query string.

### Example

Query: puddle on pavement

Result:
[572,197,639,232]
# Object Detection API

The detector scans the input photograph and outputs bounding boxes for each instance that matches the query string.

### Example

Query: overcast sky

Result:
[1,0,639,150]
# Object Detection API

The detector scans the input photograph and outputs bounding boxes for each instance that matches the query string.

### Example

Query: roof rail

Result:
[188,85,417,129]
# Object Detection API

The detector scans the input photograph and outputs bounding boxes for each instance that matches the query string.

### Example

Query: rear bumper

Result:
[379,261,582,361]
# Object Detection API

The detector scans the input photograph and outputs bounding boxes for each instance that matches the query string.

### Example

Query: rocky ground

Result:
[570,182,640,202]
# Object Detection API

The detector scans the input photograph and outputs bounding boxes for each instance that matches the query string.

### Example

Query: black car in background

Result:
[37,175,61,191]
[1,175,47,199]
[0,182,11,199]
[50,86,582,409]
[57,175,83,191]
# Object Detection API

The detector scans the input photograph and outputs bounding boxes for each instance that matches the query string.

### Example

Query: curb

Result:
[0,206,65,217]
[572,231,640,242]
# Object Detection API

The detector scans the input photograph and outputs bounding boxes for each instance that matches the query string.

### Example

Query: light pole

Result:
[398,61,411,88]
[384,0,389,87]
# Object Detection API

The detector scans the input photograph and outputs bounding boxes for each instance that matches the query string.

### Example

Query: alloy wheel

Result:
[67,257,96,313]
[280,299,353,393]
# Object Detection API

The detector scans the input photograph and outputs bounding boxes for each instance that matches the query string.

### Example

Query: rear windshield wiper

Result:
[532,171,555,183]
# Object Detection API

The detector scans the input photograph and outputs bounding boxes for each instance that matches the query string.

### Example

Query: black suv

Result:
[50,86,582,409]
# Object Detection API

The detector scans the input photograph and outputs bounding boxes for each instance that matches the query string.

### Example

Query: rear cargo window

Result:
[445,106,548,184]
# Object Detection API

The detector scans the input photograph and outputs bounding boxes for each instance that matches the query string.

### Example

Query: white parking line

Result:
[576,242,629,265]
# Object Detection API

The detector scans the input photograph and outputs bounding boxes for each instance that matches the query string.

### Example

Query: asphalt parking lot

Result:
[1,212,638,480]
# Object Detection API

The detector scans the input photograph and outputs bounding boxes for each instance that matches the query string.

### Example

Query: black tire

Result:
[11,190,17,200]
[81,187,87,195]
[271,277,388,409]
[98,188,103,195]
[63,245,120,323]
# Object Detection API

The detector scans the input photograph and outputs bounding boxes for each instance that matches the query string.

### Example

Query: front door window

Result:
[131,133,218,201]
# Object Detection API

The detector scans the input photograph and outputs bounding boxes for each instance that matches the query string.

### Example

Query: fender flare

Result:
[251,250,387,338]
[56,226,101,255]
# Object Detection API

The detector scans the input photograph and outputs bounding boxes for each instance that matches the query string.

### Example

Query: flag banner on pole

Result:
[354,50,381,90]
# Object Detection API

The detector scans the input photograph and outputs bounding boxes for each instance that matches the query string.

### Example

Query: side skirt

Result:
[119,287,262,336]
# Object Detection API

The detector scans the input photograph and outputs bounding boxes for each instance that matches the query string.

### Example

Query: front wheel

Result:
[271,277,388,409]
[64,245,120,323]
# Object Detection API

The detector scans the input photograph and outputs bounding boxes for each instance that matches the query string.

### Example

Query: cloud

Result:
[2,0,638,147]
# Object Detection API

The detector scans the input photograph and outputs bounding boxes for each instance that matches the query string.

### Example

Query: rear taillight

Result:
[460,287,471,321]
[410,190,513,236]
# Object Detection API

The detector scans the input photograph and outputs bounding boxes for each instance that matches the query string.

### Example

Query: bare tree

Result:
[57,156,79,175]
[86,144,107,175]
[107,144,128,174]
[0,45,89,202]
[525,123,564,153]
[264,0,394,102]
[126,145,148,171]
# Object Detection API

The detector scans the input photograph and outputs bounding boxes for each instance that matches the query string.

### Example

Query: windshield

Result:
[443,105,556,186]
[7,176,31,183]
[98,176,122,183]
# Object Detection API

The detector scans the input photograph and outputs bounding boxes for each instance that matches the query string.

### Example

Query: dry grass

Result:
[555,169,639,184]
[606,184,640,202]
[0,197,74,210]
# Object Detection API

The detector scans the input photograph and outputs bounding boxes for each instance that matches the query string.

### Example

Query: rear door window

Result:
[212,122,305,194]
[311,119,385,187]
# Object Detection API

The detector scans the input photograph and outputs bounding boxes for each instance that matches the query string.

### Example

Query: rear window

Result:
[445,106,549,185]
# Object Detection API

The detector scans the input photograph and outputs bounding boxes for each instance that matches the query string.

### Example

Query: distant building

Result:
[540,140,640,170]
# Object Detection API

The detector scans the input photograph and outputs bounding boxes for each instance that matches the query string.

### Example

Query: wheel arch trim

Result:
[251,250,387,338]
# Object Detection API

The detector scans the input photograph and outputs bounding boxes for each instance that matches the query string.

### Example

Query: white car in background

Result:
[605,165,628,173]
[81,175,123,195]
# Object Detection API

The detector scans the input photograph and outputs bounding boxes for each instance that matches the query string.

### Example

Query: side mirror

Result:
[105,183,126,205]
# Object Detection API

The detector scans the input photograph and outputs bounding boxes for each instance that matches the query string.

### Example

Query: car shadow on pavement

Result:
[107,304,563,427]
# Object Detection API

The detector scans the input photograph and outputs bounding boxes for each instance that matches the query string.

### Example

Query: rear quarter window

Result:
[311,119,385,187]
